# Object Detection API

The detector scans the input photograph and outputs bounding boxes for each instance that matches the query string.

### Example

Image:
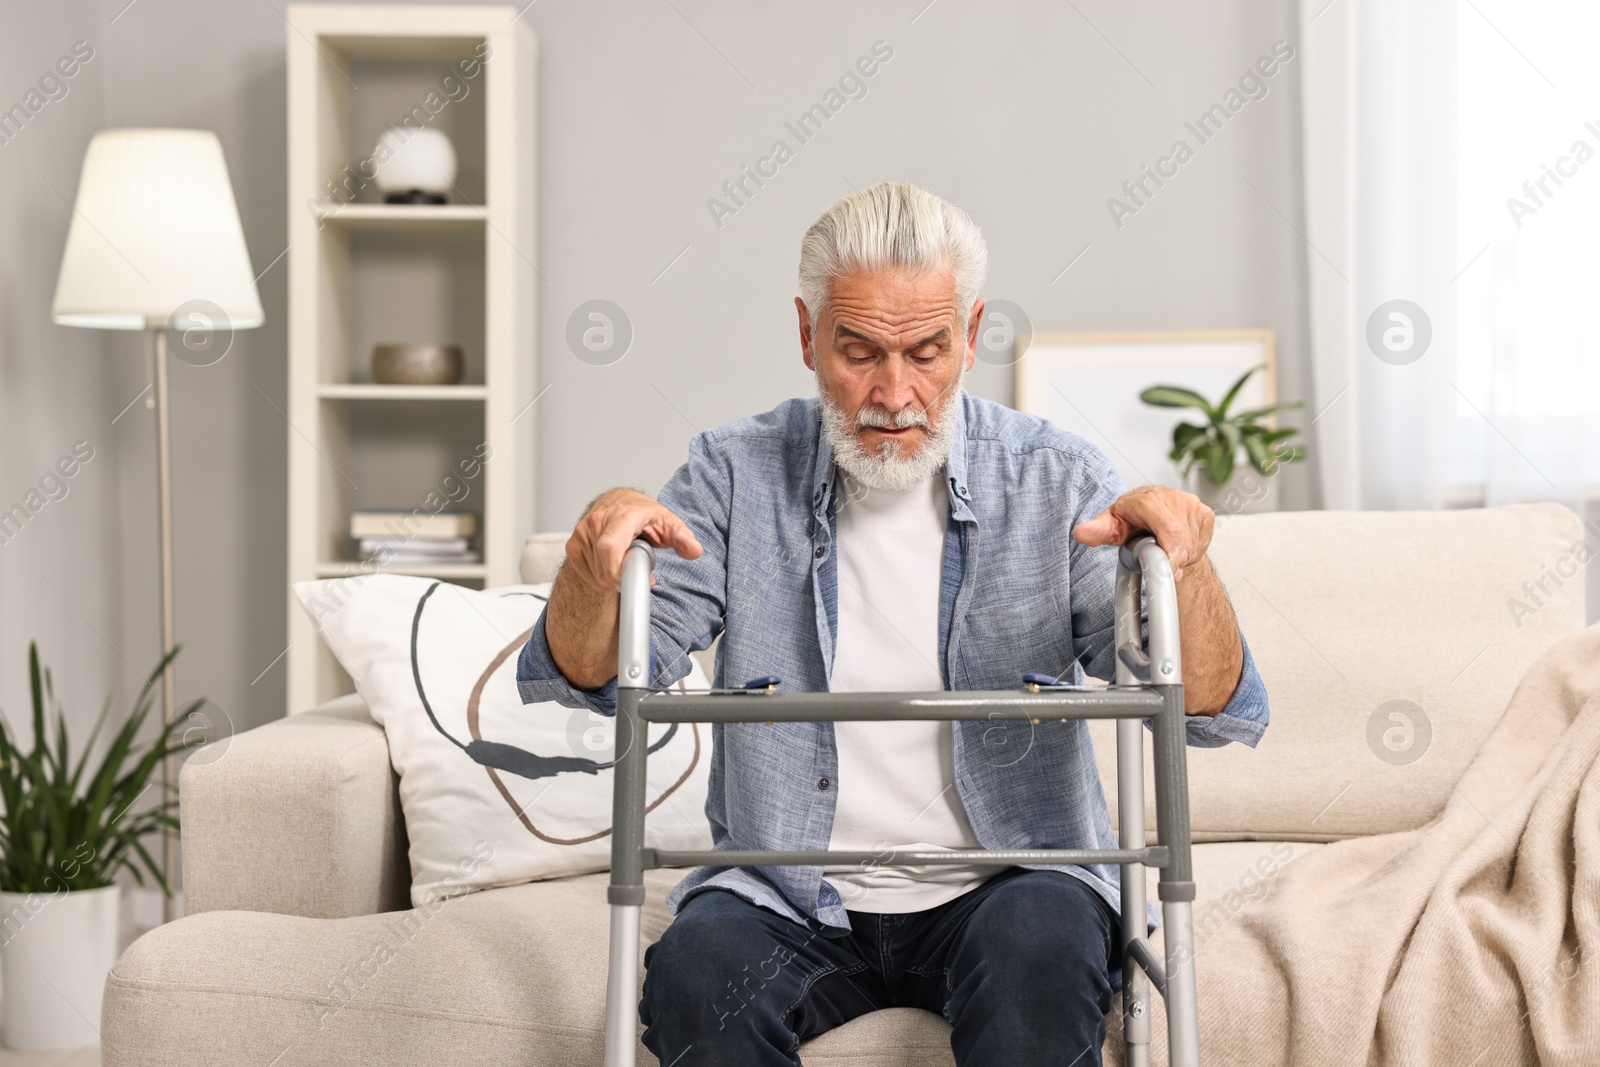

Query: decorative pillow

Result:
[293,575,711,906]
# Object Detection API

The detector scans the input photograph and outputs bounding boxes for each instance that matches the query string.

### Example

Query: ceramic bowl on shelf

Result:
[371,343,465,385]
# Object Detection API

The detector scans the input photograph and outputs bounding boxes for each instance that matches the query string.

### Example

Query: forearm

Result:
[545,560,620,691]
[1175,555,1245,715]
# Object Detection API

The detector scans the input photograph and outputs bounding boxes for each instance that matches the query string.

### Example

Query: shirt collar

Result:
[810,403,833,517]
[945,393,973,518]
[810,393,975,521]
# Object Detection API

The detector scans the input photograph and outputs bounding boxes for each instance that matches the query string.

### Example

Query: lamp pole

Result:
[151,327,178,925]
[52,128,264,927]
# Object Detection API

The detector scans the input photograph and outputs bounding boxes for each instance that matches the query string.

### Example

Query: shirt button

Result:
[817,777,831,789]
[814,546,826,559]
[957,485,969,497]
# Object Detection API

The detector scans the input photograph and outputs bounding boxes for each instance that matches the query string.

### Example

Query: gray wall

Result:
[538,1,1312,526]
[0,0,1310,742]
[0,6,125,744]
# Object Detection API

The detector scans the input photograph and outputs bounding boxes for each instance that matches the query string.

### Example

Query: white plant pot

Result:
[0,884,120,1049]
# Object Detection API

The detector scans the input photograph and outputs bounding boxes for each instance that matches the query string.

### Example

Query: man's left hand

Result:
[1071,485,1214,583]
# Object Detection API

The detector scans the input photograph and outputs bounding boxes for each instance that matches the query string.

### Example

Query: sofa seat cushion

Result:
[103,868,950,1066]
[105,843,1323,1066]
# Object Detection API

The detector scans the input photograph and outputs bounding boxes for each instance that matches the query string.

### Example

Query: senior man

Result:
[518,182,1269,1067]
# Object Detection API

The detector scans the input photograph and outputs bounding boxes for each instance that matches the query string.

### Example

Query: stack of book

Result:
[352,510,480,566]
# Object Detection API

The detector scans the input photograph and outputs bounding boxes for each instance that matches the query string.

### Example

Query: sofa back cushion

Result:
[521,531,569,585]
[1091,503,1587,841]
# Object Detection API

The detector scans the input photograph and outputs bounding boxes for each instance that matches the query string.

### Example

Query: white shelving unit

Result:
[285,4,537,714]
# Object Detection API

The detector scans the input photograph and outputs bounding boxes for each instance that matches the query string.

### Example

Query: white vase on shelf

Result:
[372,127,457,205]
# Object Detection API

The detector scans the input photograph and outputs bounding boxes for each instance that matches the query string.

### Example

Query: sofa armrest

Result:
[179,694,410,919]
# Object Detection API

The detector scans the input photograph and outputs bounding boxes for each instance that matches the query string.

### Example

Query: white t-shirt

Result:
[823,466,995,913]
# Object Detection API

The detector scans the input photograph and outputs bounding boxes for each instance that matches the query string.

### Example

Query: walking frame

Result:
[602,535,1201,1067]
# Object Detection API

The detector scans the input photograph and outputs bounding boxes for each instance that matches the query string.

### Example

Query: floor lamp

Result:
[51,129,264,923]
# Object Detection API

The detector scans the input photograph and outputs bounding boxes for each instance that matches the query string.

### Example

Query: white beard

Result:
[818,372,964,492]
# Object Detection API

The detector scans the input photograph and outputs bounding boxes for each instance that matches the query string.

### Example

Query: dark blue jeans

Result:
[639,866,1118,1066]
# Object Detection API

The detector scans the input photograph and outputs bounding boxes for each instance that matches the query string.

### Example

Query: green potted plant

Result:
[0,642,198,1050]
[1139,364,1306,513]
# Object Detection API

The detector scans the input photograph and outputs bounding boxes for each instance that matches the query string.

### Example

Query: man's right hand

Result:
[545,488,703,691]
[565,488,704,592]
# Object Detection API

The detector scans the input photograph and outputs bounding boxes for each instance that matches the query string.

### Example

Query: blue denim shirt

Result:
[518,394,1269,936]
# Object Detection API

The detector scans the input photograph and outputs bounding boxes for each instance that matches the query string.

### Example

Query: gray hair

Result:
[797,182,988,335]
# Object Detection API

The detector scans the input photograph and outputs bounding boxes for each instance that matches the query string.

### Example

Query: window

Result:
[1454,1,1600,498]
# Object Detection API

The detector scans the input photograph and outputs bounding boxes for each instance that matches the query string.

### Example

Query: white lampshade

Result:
[52,128,263,331]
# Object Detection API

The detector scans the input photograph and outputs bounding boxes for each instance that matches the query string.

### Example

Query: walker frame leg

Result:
[1154,685,1200,1067]
[603,898,642,1067]
[1131,535,1201,1067]
[1115,559,1153,1067]
[603,542,655,1067]
[1117,716,1153,1067]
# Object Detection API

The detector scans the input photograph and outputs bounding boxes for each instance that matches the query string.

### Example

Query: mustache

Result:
[854,405,929,430]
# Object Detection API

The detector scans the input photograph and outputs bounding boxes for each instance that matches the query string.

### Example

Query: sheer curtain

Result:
[1301,0,1599,512]
[1452,1,1600,507]
[1300,0,1459,511]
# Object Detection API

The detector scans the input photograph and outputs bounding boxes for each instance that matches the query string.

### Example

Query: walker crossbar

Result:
[643,846,1172,868]
[638,687,1163,722]
[602,534,1201,1067]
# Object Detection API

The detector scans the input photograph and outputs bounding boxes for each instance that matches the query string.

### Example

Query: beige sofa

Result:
[101,505,1587,1065]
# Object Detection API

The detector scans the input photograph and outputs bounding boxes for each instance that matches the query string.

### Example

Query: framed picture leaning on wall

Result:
[1014,329,1279,507]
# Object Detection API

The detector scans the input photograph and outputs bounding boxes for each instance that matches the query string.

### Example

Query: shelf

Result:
[287,4,537,714]
[310,202,488,228]
[318,383,487,400]
[322,34,485,62]
[317,560,487,580]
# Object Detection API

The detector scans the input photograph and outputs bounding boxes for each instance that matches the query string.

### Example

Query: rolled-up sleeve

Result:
[1181,631,1269,748]
[515,610,640,716]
